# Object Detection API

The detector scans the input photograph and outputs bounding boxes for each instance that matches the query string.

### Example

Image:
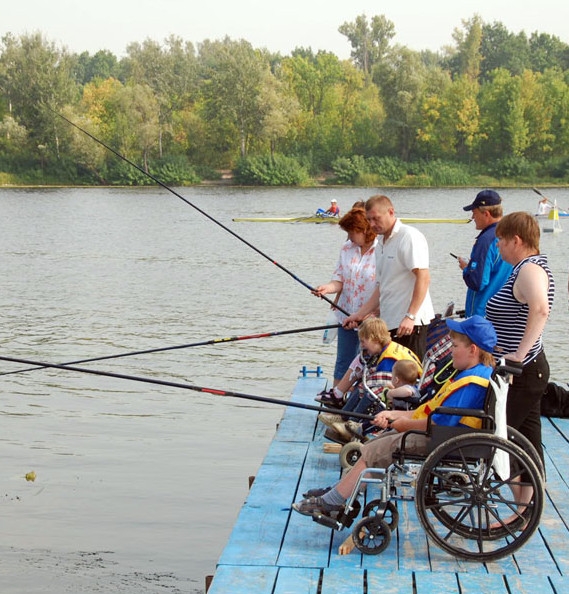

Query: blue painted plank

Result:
[367,569,414,593]
[207,565,278,594]
[549,574,569,592]
[218,440,307,566]
[414,570,460,593]
[320,567,364,593]
[504,573,557,592]
[457,572,509,593]
[272,567,321,594]
[276,377,327,442]
[278,441,342,568]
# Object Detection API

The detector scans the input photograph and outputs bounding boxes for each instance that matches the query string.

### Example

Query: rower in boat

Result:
[316,199,340,217]
[536,197,552,217]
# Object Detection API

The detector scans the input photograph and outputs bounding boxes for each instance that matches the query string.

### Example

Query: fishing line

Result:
[0,354,375,421]
[53,111,349,316]
[0,322,342,377]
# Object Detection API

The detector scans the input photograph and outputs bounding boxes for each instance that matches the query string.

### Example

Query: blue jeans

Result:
[334,326,360,381]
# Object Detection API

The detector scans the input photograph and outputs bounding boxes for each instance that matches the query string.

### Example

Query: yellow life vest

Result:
[377,341,422,374]
[411,375,489,429]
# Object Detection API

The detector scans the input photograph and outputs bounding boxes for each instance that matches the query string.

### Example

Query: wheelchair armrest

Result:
[426,407,494,432]
[495,358,523,377]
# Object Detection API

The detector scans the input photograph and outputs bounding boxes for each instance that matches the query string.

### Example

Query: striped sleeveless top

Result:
[486,254,554,365]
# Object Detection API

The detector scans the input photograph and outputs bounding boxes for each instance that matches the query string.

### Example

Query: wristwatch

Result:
[404,312,416,321]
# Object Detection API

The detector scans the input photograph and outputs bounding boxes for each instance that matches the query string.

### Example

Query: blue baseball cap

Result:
[446,315,497,352]
[463,189,501,211]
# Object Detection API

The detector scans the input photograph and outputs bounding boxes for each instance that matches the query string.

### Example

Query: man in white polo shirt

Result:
[344,194,434,359]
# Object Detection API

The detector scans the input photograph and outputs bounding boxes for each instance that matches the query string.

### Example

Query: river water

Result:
[0,185,567,593]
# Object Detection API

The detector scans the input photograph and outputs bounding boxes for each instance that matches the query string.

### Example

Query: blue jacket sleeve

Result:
[462,226,496,291]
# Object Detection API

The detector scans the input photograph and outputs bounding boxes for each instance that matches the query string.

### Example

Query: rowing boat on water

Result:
[232,216,471,224]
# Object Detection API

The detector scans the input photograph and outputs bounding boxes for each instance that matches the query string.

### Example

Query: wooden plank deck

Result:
[207,371,569,594]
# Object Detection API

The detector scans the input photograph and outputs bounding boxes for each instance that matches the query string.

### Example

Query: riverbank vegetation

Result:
[1,14,569,187]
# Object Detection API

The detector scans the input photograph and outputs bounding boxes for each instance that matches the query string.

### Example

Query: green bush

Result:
[365,156,407,183]
[537,157,569,180]
[151,156,200,185]
[233,154,309,186]
[107,160,150,185]
[487,156,536,180]
[407,160,473,186]
[331,155,366,184]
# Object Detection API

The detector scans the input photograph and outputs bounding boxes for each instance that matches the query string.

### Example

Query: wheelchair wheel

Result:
[362,500,399,531]
[339,441,362,469]
[415,433,544,562]
[352,516,391,555]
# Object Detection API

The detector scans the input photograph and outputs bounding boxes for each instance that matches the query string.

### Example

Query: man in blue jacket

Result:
[458,190,512,317]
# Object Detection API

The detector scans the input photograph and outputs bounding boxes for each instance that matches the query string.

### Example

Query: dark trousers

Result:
[389,324,428,361]
[506,350,549,468]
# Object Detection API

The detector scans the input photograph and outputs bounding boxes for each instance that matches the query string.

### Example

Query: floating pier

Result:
[206,370,569,593]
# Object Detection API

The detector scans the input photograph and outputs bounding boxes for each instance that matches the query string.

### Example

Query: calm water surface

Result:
[0,186,567,592]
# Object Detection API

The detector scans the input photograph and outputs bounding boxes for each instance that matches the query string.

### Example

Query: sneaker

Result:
[318,412,344,428]
[324,426,351,444]
[345,420,364,439]
[292,496,343,516]
[303,486,332,498]
[330,421,354,442]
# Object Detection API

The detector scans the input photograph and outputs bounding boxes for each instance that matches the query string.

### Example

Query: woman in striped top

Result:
[486,212,554,517]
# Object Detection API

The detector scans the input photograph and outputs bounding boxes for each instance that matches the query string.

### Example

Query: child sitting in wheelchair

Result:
[316,317,422,438]
[293,315,496,518]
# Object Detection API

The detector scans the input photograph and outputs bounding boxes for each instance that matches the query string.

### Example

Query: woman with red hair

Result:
[313,207,378,401]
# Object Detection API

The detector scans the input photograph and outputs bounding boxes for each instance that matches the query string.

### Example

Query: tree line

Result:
[1,14,569,186]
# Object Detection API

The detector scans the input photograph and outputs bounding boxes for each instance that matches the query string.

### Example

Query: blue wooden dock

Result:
[207,371,569,593]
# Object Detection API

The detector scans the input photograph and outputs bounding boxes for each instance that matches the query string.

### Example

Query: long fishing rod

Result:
[0,354,375,421]
[53,111,349,316]
[0,322,341,377]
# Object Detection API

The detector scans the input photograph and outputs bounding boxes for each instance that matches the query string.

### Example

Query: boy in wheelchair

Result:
[293,315,496,517]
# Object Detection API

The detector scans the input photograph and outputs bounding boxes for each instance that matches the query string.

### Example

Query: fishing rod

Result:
[0,322,342,377]
[53,111,349,317]
[0,354,375,421]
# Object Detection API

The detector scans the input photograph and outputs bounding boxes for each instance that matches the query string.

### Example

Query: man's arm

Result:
[397,268,430,335]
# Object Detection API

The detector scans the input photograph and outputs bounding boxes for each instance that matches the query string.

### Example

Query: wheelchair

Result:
[311,360,545,562]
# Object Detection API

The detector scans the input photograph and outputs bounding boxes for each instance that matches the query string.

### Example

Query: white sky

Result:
[3,0,568,58]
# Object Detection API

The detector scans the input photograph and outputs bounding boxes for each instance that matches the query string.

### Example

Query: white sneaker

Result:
[330,422,353,442]
[318,413,344,428]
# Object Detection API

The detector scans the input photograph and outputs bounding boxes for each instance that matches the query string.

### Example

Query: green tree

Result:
[197,37,269,160]
[74,50,121,85]
[122,36,197,158]
[0,32,78,160]
[450,15,483,81]
[540,68,569,156]
[373,47,429,160]
[338,14,395,76]
[478,68,528,160]
[257,73,300,157]
[479,22,531,80]
[103,82,160,172]
[528,32,569,72]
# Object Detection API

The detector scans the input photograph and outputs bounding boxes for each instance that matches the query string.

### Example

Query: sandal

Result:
[292,496,343,516]
[315,389,344,409]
